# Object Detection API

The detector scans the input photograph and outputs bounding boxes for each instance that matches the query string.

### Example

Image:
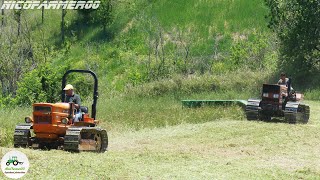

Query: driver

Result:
[63,84,82,122]
[277,72,294,91]
[277,72,289,86]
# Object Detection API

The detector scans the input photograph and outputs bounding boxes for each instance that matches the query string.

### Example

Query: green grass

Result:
[0,108,30,147]
[304,89,320,101]
[1,100,320,179]
[151,0,269,31]
[122,0,271,55]
[98,94,245,132]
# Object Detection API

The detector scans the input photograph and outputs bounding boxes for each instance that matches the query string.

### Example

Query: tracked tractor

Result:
[245,78,310,124]
[14,70,108,152]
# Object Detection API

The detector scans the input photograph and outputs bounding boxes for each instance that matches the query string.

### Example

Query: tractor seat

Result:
[80,106,88,114]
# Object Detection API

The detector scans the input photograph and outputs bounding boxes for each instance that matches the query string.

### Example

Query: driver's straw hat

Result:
[63,84,74,90]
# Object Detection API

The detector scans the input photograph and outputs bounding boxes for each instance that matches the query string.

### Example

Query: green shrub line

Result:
[123,68,271,98]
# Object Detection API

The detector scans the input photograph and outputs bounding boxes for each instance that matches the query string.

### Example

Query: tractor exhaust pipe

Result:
[68,102,74,120]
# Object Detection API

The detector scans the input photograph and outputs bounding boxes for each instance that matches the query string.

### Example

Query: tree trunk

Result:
[42,6,44,24]
[1,2,4,26]
[17,10,21,36]
[61,4,66,42]
[159,29,165,74]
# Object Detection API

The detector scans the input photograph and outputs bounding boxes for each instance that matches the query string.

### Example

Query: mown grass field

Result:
[1,97,320,179]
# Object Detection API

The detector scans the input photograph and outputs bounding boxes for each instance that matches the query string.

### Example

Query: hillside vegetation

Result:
[0,0,276,106]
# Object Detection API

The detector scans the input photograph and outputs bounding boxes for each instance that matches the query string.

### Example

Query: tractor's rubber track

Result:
[284,102,310,124]
[64,127,108,153]
[14,123,32,148]
[245,99,260,121]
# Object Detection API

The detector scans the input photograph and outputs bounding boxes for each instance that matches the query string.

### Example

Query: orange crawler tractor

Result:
[14,70,108,152]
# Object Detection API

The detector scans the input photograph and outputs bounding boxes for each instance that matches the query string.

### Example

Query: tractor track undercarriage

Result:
[245,99,310,124]
[14,125,108,153]
[64,127,108,152]
[14,123,32,148]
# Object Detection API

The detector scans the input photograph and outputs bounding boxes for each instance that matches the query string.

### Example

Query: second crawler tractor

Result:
[245,79,310,124]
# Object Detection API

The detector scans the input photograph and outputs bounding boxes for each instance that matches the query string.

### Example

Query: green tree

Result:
[265,0,320,79]
[95,0,113,32]
[77,0,113,32]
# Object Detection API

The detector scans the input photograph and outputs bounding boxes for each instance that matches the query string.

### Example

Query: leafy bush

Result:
[229,32,270,70]
[15,65,64,105]
[304,89,320,101]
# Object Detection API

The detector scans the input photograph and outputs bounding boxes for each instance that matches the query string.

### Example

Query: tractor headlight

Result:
[263,93,268,97]
[273,94,279,98]
[25,116,33,123]
[61,118,68,124]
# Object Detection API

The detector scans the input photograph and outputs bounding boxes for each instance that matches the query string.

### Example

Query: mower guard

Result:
[182,100,247,108]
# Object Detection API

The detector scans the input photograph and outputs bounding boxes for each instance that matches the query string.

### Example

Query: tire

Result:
[13,161,18,166]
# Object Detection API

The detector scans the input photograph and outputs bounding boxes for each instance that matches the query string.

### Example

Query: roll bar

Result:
[61,70,98,120]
